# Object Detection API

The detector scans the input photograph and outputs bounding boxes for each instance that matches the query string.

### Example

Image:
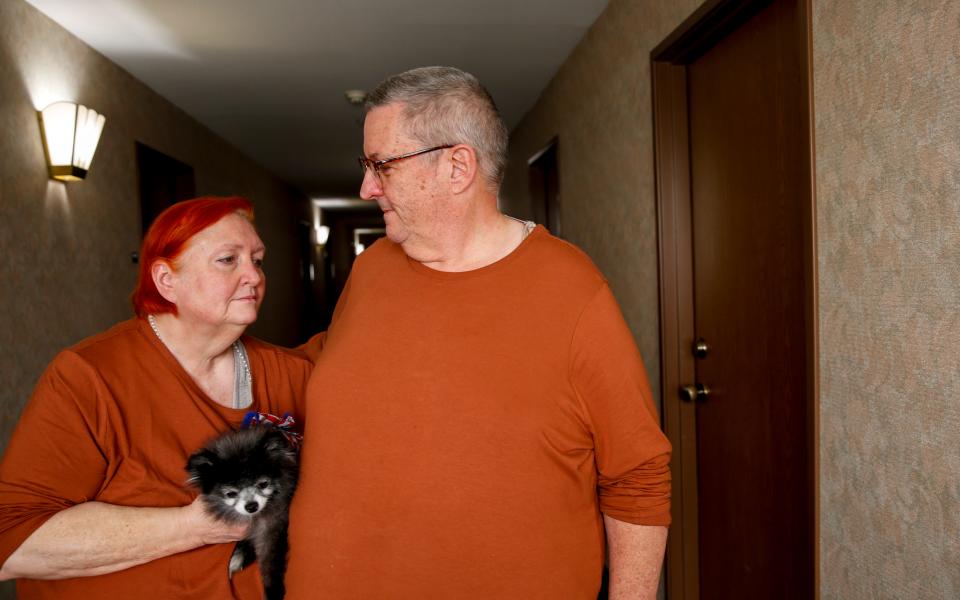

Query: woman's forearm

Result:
[0,498,245,580]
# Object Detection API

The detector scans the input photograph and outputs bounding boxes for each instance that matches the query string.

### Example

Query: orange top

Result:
[0,318,311,599]
[286,226,671,599]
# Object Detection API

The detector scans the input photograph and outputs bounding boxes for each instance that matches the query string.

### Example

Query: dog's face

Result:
[186,428,298,519]
[206,474,277,517]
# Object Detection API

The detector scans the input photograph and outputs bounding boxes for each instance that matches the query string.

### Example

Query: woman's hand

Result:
[181,496,250,545]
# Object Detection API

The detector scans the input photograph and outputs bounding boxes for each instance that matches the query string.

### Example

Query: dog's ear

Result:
[185,449,219,489]
[263,430,297,461]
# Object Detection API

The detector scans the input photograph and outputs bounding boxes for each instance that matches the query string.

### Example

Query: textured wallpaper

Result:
[814,0,960,597]
[0,0,310,463]
[501,0,703,405]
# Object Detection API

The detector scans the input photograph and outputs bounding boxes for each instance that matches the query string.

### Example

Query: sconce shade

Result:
[315,225,330,246]
[39,101,106,181]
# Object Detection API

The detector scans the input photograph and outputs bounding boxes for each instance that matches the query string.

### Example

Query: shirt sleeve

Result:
[0,351,112,565]
[296,332,326,364]
[569,283,672,526]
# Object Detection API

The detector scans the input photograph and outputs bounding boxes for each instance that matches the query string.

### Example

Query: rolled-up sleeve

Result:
[569,283,671,526]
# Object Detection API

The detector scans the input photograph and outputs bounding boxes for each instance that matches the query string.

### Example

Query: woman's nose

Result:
[242,258,264,285]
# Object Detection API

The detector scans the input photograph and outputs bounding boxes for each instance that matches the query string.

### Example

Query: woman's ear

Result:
[151,260,177,304]
[449,145,478,194]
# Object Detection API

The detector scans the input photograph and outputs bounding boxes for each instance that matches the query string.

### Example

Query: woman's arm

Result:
[0,498,247,580]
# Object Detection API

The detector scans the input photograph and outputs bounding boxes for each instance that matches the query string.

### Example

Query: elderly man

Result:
[286,66,670,599]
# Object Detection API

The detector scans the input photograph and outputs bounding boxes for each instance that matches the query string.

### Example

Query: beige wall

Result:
[504,0,960,597]
[813,1,960,597]
[0,0,310,462]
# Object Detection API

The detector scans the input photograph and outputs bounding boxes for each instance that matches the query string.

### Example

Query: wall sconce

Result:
[314,225,330,246]
[38,101,106,181]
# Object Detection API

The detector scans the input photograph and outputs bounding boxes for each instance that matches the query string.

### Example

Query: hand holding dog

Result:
[182,496,250,545]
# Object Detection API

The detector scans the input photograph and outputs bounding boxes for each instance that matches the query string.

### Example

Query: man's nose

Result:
[359,168,382,200]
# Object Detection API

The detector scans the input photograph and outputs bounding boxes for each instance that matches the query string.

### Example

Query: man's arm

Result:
[604,515,668,600]
[0,498,247,580]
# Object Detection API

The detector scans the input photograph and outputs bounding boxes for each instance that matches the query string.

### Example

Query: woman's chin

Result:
[227,308,259,328]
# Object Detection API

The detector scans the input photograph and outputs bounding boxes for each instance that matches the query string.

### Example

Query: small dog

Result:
[186,425,299,600]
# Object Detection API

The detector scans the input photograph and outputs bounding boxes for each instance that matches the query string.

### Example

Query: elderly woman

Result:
[0,196,311,599]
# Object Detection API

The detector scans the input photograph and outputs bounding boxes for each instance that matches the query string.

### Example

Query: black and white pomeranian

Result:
[186,424,299,600]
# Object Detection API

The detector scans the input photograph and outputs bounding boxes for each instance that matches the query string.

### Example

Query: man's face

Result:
[359,103,448,247]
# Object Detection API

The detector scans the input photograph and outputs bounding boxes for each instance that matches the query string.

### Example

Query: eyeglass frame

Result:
[358,144,454,181]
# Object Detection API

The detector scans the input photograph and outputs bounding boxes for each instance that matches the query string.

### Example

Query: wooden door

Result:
[136,142,195,234]
[653,0,817,598]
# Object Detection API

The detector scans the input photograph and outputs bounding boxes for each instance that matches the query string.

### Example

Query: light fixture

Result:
[38,101,106,181]
[344,89,367,106]
[314,225,330,246]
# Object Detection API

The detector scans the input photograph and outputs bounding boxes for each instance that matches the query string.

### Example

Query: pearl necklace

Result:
[147,314,252,386]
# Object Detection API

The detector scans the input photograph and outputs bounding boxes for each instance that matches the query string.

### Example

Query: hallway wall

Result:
[813,1,960,597]
[504,0,960,597]
[0,0,311,464]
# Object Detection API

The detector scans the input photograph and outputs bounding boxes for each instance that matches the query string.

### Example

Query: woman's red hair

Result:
[132,196,255,317]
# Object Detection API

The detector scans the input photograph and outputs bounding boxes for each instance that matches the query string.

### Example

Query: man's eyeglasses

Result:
[358,145,453,182]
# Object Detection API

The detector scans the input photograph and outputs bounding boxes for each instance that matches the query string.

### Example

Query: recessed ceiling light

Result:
[344,89,367,106]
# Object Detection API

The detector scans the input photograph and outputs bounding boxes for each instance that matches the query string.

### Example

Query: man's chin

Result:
[384,226,408,244]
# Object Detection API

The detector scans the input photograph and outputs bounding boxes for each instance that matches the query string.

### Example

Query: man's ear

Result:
[151,260,177,304]
[448,144,478,194]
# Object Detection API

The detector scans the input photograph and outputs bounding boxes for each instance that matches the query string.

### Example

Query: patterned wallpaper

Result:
[0,0,310,460]
[500,0,703,405]
[813,0,960,597]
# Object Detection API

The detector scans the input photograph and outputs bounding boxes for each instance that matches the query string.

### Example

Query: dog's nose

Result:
[244,501,260,514]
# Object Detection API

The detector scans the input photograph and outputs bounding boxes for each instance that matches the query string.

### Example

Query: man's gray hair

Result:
[365,66,509,190]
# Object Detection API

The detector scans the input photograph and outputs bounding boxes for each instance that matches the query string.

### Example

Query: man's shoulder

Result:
[352,236,404,271]
[523,227,607,291]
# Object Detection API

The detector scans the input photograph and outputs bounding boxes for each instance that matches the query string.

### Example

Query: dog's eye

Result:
[257,481,270,490]
[224,491,238,499]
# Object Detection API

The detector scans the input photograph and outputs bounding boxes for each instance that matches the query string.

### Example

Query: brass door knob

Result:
[680,383,711,402]
[693,338,709,358]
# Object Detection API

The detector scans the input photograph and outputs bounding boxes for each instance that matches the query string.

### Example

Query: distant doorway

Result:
[312,206,384,331]
[528,139,561,236]
[136,143,195,234]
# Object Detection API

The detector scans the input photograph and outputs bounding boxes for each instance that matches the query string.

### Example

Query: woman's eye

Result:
[253,257,264,268]
[217,256,236,265]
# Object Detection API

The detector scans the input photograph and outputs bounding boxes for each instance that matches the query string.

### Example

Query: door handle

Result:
[680,383,711,402]
[693,337,709,358]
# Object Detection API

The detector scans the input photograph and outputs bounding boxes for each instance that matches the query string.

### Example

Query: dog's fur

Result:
[186,427,299,600]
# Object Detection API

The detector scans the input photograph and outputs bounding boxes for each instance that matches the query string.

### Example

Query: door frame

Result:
[650,1,819,597]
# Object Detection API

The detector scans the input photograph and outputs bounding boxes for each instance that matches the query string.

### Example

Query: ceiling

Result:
[26,0,609,198]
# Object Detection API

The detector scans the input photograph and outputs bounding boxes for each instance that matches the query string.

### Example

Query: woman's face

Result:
[170,212,266,329]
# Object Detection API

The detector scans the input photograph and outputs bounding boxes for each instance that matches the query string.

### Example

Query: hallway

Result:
[2,0,959,598]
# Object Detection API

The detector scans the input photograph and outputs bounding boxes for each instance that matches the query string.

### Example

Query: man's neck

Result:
[410,195,527,273]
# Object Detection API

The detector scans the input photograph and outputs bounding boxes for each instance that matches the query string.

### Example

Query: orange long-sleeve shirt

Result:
[286,226,670,599]
[0,318,311,599]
